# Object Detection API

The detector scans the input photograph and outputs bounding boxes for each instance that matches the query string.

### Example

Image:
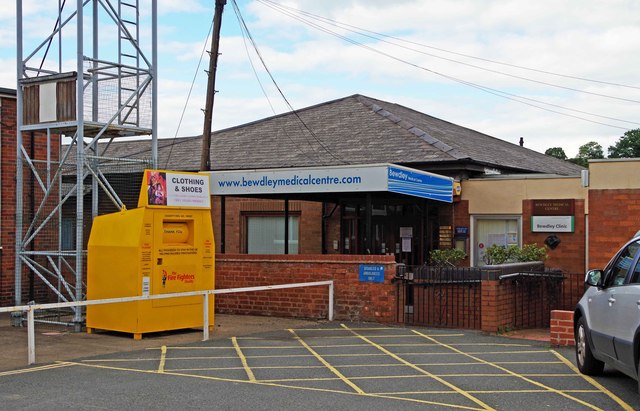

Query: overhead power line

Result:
[164,15,216,169]
[256,0,638,130]
[231,0,349,165]
[261,0,640,92]
[234,7,326,164]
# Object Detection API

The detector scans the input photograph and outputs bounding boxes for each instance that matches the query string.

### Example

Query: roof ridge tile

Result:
[359,95,469,160]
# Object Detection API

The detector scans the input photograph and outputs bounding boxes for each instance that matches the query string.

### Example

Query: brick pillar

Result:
[481,279,516,333]
[550,310,575,346]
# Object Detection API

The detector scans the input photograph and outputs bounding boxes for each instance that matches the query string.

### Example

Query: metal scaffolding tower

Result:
[15,0,157,328]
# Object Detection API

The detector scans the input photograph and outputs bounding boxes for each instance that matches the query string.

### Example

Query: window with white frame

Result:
[473,216,521,266]
[246,215,299,254]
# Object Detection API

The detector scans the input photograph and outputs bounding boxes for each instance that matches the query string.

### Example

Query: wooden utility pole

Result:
[200,0,226,171]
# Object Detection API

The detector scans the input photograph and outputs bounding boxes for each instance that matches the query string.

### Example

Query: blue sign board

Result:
[359,264,385,283]
[387,165,453,203]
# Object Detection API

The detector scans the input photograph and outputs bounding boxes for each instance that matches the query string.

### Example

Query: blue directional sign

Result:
[359,264,385,283]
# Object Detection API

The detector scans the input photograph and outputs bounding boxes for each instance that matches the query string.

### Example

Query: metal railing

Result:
[395,266,482,329]
[0,280,334,366]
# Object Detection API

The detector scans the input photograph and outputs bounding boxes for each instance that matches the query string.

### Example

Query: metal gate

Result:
[498,271,565,329]
[395,266,482,329]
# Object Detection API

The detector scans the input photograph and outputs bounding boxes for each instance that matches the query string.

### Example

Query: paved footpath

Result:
[1,323,638,410]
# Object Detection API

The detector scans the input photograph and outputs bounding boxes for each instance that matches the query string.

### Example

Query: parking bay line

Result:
[232,336,256,382]
[288,328,365,394]
[0,362,75,377]
[551,350,634,411]
[158,346,167,373]
[66,357,486,410]
[413,330,608,411]
[341,324,496,411]
[258,373,581,384]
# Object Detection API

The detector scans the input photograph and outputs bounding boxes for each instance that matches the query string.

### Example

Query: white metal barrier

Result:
[0,280,334,365]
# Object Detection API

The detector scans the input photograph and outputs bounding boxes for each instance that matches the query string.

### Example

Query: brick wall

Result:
[215,254,397,322]
[453,200,471,266]
[523,199,586,308]
[481,277,559,333]
[1,95,16,306]
[323,202,341,254]
[588,189,640,270]
[1,95,61,307]
[523,199,586,274]
[211,197,323,254]
[550,310,575,346]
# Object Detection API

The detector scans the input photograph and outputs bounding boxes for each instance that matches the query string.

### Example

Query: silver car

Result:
[574,235,640,392]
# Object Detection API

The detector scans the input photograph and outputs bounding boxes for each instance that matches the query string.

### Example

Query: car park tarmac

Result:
[1,321,638,410]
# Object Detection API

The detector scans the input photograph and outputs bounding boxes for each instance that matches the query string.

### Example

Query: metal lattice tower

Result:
[15,0,158,328]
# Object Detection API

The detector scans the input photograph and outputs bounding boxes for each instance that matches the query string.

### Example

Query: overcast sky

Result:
[2,0,639,157]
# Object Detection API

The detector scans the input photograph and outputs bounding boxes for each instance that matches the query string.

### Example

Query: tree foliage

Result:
[569,141,604,167]
[545,147,567,160]
[609,129,640,158]
[578,141,604,160]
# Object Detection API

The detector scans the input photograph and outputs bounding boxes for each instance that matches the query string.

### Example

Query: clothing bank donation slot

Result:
[86,170,214,340]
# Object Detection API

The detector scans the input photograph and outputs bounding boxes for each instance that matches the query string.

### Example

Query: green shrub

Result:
[429,248,467,267]
[517,243,549,262]
[483,243,547,265]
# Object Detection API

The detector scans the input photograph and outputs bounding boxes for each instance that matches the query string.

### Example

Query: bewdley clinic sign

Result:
[530,199,575,233]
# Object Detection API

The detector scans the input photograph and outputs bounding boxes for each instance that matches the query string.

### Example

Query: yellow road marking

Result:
[83,357,177,362]
[67,360,485,410]
[373,389,601,395]
[162,343,525,350]
[341,324,495,411]
[232,336,256,382]
[414,330,605,411]
[294,327,397,331]
[79,350,555,365]
[237,333,465,340]
[289,328,364,394]
[147,346,234,350]
[0,362,75,377]
[551,350,634,411]
[494,361,562,364]
[96,360,559,371]
[259,374,482,383]
[157,345,167,373]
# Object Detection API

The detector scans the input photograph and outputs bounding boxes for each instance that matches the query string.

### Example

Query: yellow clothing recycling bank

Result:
[86,169,214,339]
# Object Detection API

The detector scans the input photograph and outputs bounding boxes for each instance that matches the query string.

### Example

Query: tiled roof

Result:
[94,94,584,176]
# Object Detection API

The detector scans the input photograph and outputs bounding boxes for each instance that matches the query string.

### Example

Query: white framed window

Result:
[246,215,299,254]
[471,215,521,266]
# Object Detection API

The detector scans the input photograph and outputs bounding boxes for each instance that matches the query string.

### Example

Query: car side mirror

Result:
[585,269,603,287]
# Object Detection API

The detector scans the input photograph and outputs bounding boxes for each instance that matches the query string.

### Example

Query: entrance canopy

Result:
[209,163,453,203]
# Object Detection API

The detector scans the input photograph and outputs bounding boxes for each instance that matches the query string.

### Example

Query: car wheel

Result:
[575,316,604,375]
[637,356,640,394]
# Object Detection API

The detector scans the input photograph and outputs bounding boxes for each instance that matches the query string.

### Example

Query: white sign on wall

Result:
[141,170,211,209]
[209,164,453,202]
[531,216,575,232]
